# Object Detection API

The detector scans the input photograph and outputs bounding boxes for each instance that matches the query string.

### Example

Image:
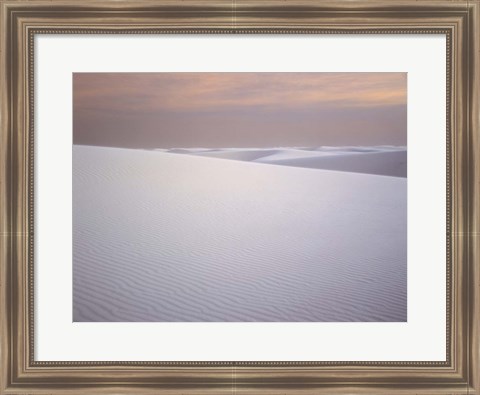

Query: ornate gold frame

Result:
[0,1,478,394]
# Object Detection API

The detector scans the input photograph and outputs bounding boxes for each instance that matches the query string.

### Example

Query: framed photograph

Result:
[0,1,478,394]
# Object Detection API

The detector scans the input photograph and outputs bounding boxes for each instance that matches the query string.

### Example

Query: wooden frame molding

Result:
[0,1,478,394]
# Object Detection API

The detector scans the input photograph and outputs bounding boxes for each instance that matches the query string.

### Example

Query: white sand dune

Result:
[312,145,406,153]
[258,150,407,177]
[73,145,407,322]
[187,149,282,162]
[161,146,407,177]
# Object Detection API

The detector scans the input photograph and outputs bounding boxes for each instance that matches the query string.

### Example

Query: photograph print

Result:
[73,72,407,322]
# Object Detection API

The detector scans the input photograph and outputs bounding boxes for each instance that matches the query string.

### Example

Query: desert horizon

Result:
[72,72,407,322]
[74,143,407,177]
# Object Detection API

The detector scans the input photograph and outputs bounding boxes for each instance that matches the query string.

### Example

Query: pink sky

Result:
[73,72,407,149]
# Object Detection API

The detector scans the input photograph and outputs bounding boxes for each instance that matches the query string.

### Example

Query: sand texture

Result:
[73,145,407,322]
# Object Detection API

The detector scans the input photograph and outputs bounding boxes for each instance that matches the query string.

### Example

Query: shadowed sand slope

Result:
[258,150,407,177]
[160,146,407,177]
[73,145,407,322]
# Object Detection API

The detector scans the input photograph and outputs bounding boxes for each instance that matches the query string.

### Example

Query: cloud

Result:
[73,72,407,114]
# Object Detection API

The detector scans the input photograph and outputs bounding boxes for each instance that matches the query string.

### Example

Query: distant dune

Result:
[187,149,282,162]
[258,150,407,177]
[159,146,407,177]
[73,145,407,322]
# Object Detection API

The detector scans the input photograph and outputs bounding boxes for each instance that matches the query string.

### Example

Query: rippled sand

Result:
[73,145,407,322]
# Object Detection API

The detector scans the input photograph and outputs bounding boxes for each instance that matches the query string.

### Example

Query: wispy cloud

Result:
[73,72,407,149]
[73,72,407,114]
